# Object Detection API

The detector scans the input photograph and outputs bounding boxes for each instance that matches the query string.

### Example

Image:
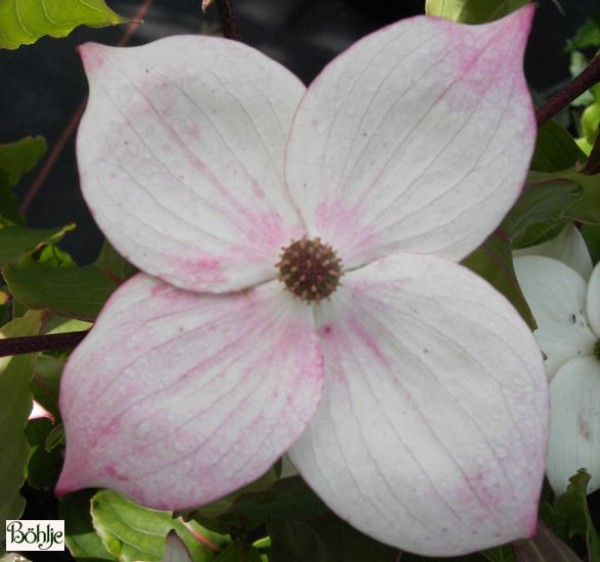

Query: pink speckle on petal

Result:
[106,464,129,482]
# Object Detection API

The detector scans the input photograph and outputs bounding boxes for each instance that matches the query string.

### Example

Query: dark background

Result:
[0,0,597,265]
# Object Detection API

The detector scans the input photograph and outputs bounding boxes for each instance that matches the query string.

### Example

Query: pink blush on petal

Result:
[313,201,379,266]
[433,7,534,114]
[168,255,227,285]
[78,43,109,74]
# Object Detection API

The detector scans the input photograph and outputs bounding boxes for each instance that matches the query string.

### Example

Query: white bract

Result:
[57,6,548,556]
[515,227,600,495]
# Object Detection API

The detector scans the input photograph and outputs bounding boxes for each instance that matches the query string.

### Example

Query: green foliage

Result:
[190,475,329,536]
[91,490,224,562]
[567,14,600,51]
[61,490,118,562]
[566,14,600,153]
[0,311,42,540]
[511,523,582,562]
[267,515,398,562]
[501,180,582,249]
[530,121,586,173]
[541,470,600,562]
[214,543,263,562]
[0,136,46,225]
[581,223,600,264]
[0,224,74,266]
[462,233,535,329]
[425,0,528,24]
[559,171,600,224]
[582,101,600,145]
[0,0,127,49]
[24,417,63,488]
[4,259,118,320]
[96,240,138,284]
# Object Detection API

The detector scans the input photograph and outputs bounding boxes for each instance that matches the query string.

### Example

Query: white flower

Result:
[56,7,548,555]
[515,228,600,495]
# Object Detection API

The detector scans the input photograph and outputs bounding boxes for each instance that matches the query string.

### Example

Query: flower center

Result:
[276,237,343,304]
[594,340,600,361]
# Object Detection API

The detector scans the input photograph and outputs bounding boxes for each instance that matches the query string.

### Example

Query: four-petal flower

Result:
[56,6,548,556]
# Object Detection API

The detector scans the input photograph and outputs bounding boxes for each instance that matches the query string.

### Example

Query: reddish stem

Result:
[0,330,89,357]
[536,54,600,127]
[181,521,221,552]
[215,0,241,41]
[20,0,155,213]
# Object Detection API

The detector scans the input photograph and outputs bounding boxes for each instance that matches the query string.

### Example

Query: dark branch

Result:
[536,55,600,127]
[215,0,241,41]
[0,331,89,357]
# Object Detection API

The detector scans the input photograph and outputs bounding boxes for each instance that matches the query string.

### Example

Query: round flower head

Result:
[57,6,548,556]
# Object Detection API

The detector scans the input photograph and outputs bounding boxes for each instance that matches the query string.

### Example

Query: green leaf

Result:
[567,14,600,52]
[45,422,65,450]
[268,515,398,562]
[521,170,600,225]
[91,490,222,562]
[0,136,46,187]
[0,136,46,224]
[530,121,587,173]
[512,523,582,562]
[31,355,63,420]
[0,224,75,266]
[95,240,137,284]
[214,543,262,562]
[0,310,42,541]
[541,470,600,562]
[462,232,535,329]
[4,259,118,320]
[501,180,582,248]
[557,173,600,225]
[24,417,62,488]
[194,476,328,530]
[61,490,118,562]
[581,134,600,176]
[582,102,600,145]
[0,0,127,49]
[425,0,528,24]
[581,223,600,264]
[37,243,76,267]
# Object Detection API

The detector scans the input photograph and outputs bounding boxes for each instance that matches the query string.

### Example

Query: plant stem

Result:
[536,54,600,127]
[0,331,89,357]
[215,0,241,41]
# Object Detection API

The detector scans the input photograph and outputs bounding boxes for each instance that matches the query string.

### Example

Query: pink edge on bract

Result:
[284,5,536,269]
[55,273,324,510]
[77,41,111,74]
[289,253,548,556]
[76,36,306,294]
